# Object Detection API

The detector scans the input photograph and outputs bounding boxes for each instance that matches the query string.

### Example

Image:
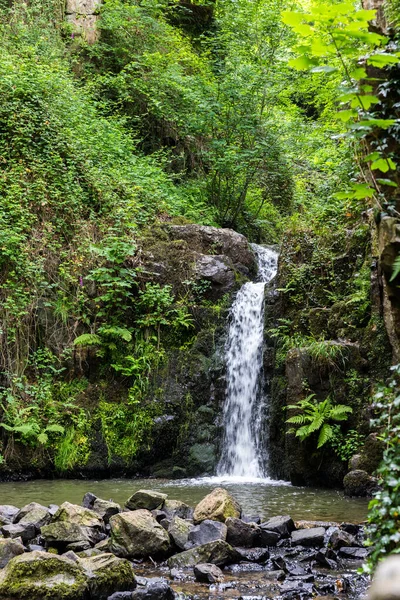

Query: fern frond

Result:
[330,405,353,421]
[317,423,334,448]
[37,432,48,444]
[73,333,101,347]
[286,415,306,424]
[45,424,65,434]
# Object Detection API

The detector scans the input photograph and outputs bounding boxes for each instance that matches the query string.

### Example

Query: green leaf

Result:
[390,256,400,282]
[310,65,337,74]
[37,432,48,444]
[377,179,398,188]
[367,53,400,67]
[351,95,380,110]
[371,158,396,172]
[73,334,102,347]
[317,423,334,448]
[357,118,396,129]
[45,424,65,434]
[337,109,357,122]
[288,56,316,70]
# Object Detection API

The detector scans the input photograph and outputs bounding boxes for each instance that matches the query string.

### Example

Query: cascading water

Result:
[217,245,278,479]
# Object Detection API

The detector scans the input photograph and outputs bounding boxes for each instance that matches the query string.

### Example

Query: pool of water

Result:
[0,475,369,523]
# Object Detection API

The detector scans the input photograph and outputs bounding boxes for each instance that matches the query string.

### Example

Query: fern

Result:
[318,423,334,448]
[73,333,101,346]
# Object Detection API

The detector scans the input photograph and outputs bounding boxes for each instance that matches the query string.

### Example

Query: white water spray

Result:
[217,245,278,479]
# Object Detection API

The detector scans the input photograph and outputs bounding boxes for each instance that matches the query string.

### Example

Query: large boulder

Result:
[92,499,121,523]
[14,502,51,530]
[0,506,18,526]
[167,517,192,550]
[369,555,400,600]
[193,563,224,583]
[0,551,88,599]
[41,501,105,549]
[186,519,227,548]
[343,470,379,497]
[0,538,24,568]
[79,553,136,600]
[168,540,236,568]
[260,515,295,537]
[1,523,36,543]
[193,488,241,524]
[225,517,260,548]
[125,490,167,511]
[110,510,170,558]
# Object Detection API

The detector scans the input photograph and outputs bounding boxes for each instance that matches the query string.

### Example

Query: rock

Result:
[0,506,18,526]
[93,499,121,523]
[49,504,59,516]
[52,502,104,529]
[295,520,338,529]
[259,528,280,547]
[291,527,326,547]
[82,492,97,509]
[41,520,104,548]
[1,523,36,543]
[338,546,369,559]
[79,553,136,600]
[168,517,192,550]
[343,470,379,497]
[193,488,241,524]
[340,522,361,536]
[241,514,261,524]
[163,499,193,521]
[125,490,167,511]
[110,510,170,558]
[280,579,314,597]
[226,517,260,547]
[272,556,288,572]
[0,551,88,599]
[168,540,236,568]
[63,550,80,562]
[108,594,133,600]
[0,538,24,568]
[194,254,236,292]
[193,563,224,583]
[234,547,270,562]
[187,519,227,548]
[315,548,338,569]
[329,529,357,550]
[369,555,400,600]
[261,515,295,537]
[131,578,175,600]
[27,544,46,552]
[14,502,51,530]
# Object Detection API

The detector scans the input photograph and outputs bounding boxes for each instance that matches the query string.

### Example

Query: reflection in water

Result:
[0,477,368,523]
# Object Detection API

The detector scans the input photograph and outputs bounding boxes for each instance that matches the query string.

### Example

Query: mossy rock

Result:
[79,553,136,600]
[0,551,88,600]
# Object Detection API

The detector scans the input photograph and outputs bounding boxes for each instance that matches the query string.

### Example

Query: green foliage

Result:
[329,426,365,462]
[287,394,352,449]
[366,365,400,570]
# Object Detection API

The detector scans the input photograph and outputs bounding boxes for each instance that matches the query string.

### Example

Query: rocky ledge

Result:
[0,487,371,599]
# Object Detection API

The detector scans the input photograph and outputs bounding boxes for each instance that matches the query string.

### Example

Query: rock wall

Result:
[65,0,101,44]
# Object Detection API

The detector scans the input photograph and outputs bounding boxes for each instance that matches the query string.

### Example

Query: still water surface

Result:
[0,476,368,523]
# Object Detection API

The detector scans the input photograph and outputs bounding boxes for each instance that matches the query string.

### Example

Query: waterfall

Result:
[217,245,278,479]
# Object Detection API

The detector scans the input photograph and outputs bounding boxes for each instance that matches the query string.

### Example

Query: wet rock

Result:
[0,538,24,568]
[227,561,264,572]
[168,540,237,568]
[291,527,326,547]
[340,522,361,536]
[280,579,314,598]
[261,515,295,537]
[259,528,280,547]
[27,543,46,552]
[193,488,241,524]
[152,509,168,523]
[131,578,175,600]
[49,504,59,516]
[315,548,338,569]
[343,470,379,497]
[187,519,227,548]
[93,499,121,523]
[63,550,80,562]
[1,523,36,543]
[234,547,269,562]
[0,551,88,599]
[242,514,261,524]
[0,505,18,525]
[125,490,167,511]
[14,502,51,530]
[329,529,357,550]
[295,520,338,529]
[193,563,224,583]
[79,552,136,600]
[82,492,97,509]
[163,499,193,521]
[110,510,170,558]
[108,594,133,600]
[226,517,260,547]
[338,546,369,559]
[41,521,104,549]
[168,517,192,550]
[369,555,400,600]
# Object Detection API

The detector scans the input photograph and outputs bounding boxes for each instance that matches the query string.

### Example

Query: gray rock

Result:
[0,538,24,568]
[108,594,133,600]
[0,506,18,525]
[110,510,170,558]
[1,523,36,543]
[343,470,379,497]
[163,499,193,521]
[234,547,270,562]
[193,488,241,524]
[329,529,357,550]
[194,254,236,292]
[63,550,80,562]
[315,549,338,569]
[125,490,167,511]
[291,527,326,547]
[168,540,237,568]
[14,502,51,530]
[369,555,400,600]
[338,546,369,559]
[27,544,46,553]
[186,519,227,548]
[41,521,104,548]
[168,517,192,550]
[226,517,260,547]
[259,528,280,547]
[131,578,175,600]
[241,514,261,524]
[261,515,295,537]
[82,492,97,509]
[93,498,121,523]
[0,551,88,599]
[193,563,224,583]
